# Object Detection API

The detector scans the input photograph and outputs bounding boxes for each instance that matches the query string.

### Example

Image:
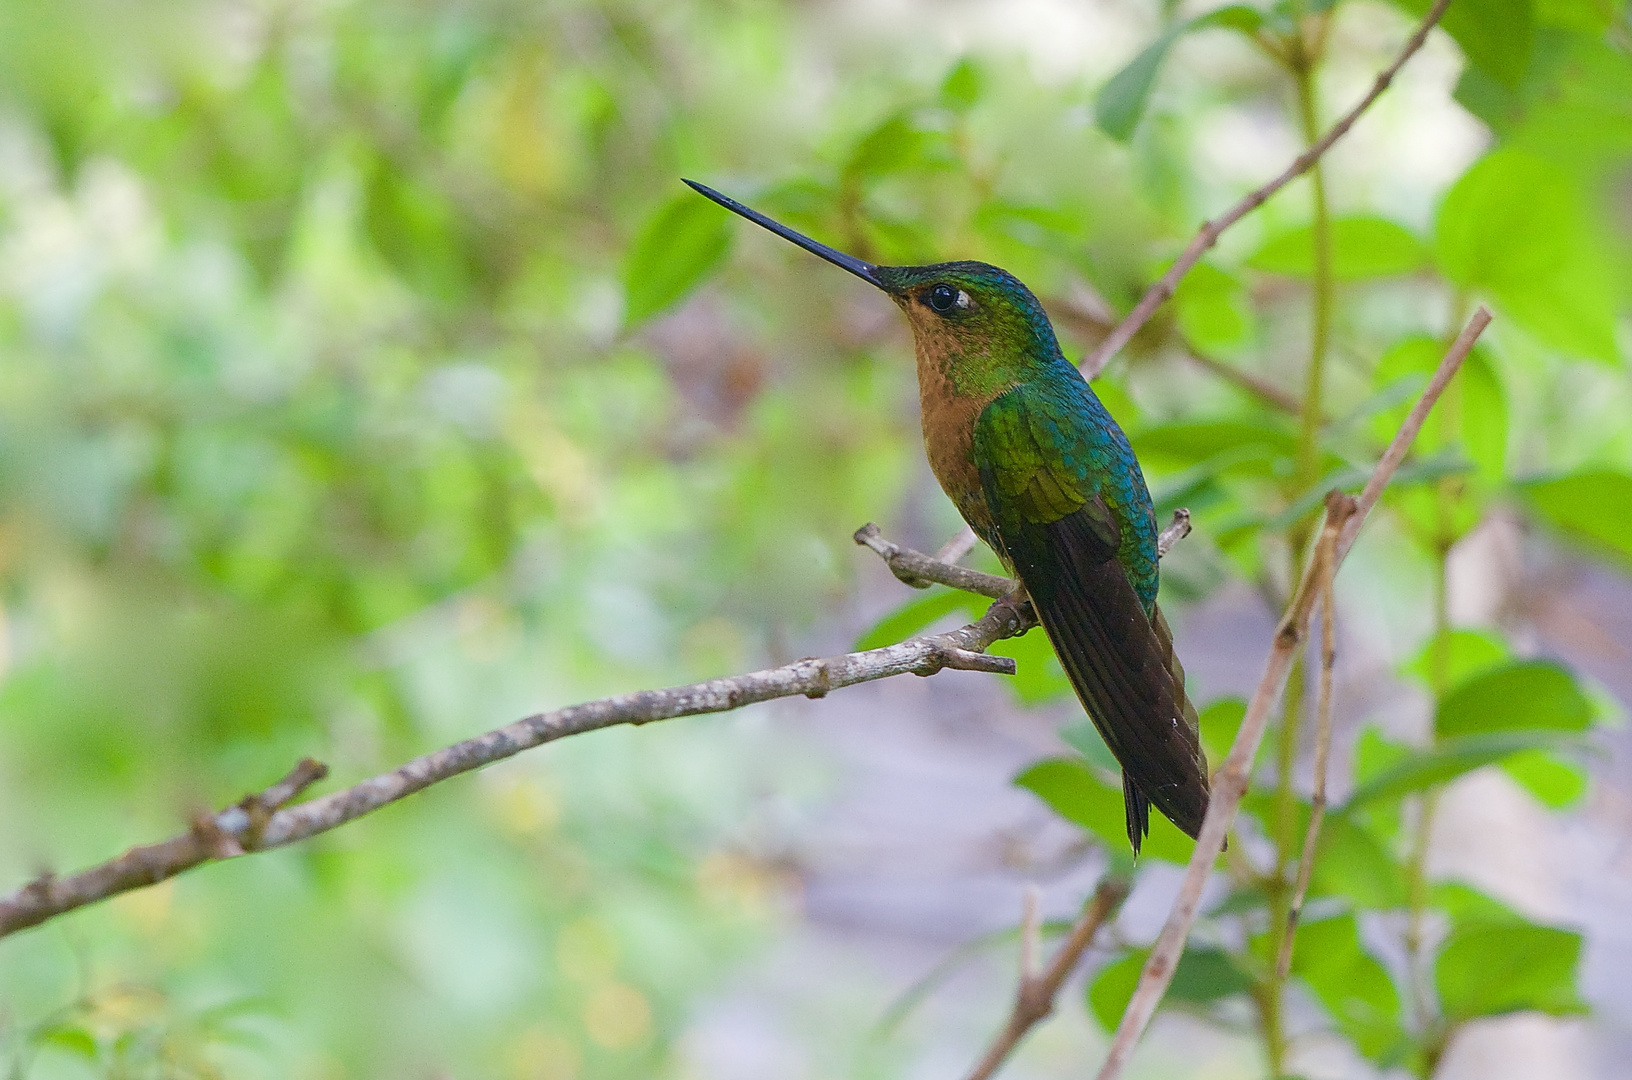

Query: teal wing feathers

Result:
[972,382,1209,853]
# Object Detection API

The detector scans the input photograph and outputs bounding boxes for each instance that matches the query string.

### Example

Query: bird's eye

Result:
[926,283,959,313]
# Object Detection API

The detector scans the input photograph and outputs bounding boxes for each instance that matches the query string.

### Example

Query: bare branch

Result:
[855,522,1014,598]
[1182,345,1305,416]
[0,453,1190,938]
[935,526,980,566]
[1080,0,1456,379]
[964,877,1130,1080]
[0,583,1038,939]
[1091,306,1491,1080]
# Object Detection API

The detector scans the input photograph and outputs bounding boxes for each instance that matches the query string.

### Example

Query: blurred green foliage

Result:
[0,0,1628,1076]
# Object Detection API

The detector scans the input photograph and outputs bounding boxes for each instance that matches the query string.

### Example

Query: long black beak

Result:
[683,179,884,289]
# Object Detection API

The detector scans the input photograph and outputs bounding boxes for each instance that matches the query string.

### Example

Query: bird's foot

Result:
[986,587,1036,633]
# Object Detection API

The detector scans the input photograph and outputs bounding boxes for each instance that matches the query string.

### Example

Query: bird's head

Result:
[685,180,1066,391]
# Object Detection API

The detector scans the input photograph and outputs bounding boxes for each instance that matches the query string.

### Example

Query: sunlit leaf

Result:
[853,588,986,651]
[40,1027,98,1057]
[1173,262,1252,350]
[1310,812,1408,909]
[1369,337,1507,486]
[1086,944,1252,1031]
[1431,880,1522,921]
[1088,950,1146,1031]
[1095,6,1265,140]
[939,58,985,111]
[623,193,733,326]
[1290,914,1407,1063]
[1436,920,1587,1020]
[1013,758,1195,863]
[1501,749,1589,808]
[1096,27,1187,142]
[1395,0,1534,88]
[1347,730,1578,807]
[1246,216,1428,281]
[844,112,953,181]
[1523,470,1632,570]
[1435,660,1593,738]
[1132,421,1298,474]
[1434,149,1619,362]
[1405,629,1509,690]
[1198,696,1246,769]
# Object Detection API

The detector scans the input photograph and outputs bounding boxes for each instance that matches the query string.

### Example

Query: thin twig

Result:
[855,523,1014,597]
[1183,345,1305,416]
[1275,538,1339,980]
[1019,885,1041,982]
[1049,297,1302,415]
[1090,306,1491,1080]
[1157,508,1192,557]
[858,509,1190,596]
[964,877,1130,1080]
[1080,0,1456,378]
[935,527,980,565]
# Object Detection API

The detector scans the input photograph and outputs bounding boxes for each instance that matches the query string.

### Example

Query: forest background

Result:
[1,0,1630,1078]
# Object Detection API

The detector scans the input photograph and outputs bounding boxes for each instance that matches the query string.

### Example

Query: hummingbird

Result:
[684,180,1209,854]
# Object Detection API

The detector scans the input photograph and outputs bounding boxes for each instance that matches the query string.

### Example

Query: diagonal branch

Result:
[1080,0,1455,379]
[1091,305,1491,1080]
[0,567,1034,939]
[963,877,1130,1080]
[1,502,1192,941]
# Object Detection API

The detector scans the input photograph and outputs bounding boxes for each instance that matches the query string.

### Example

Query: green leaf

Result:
[40,1027,98,1057]
[1199,697,1246,770]
[1132,420,1298,474]
[1348,730,1578,807]
[1395,0,1535,88]
[1435,660,1593,738]
[988,625,1073,703]
[1523,471,1632,571]
[1291,914,1406,1062]
[1060,719,1121,776]
[1173,262,1252,350]
[1310,812,1409,909]
[1405,629,1509,690]
[1095,6,1265,142]
[1434,149,1619,362]
[1432,880,1522,922]
[1096,26,1187,142]
[843,112,951,181]
[853,588,986,651]
[1014,758,1195,863]
[1436,920,1587,1020]
[1086,944,1252,1031]
[1169,944,1255,1004]
[1247,216,1428,281]
[939,58,984,111]
[623,192,733,326]
[1354,725,1413,786]
[1502,749,1589,808]
[1088,950,1146,1030]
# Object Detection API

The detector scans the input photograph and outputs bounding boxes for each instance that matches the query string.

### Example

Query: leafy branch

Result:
[1079,0,1455,379]
[1091,306,1492,1080]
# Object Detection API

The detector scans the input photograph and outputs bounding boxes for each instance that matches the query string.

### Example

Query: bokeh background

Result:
[0,0,1629,1077]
